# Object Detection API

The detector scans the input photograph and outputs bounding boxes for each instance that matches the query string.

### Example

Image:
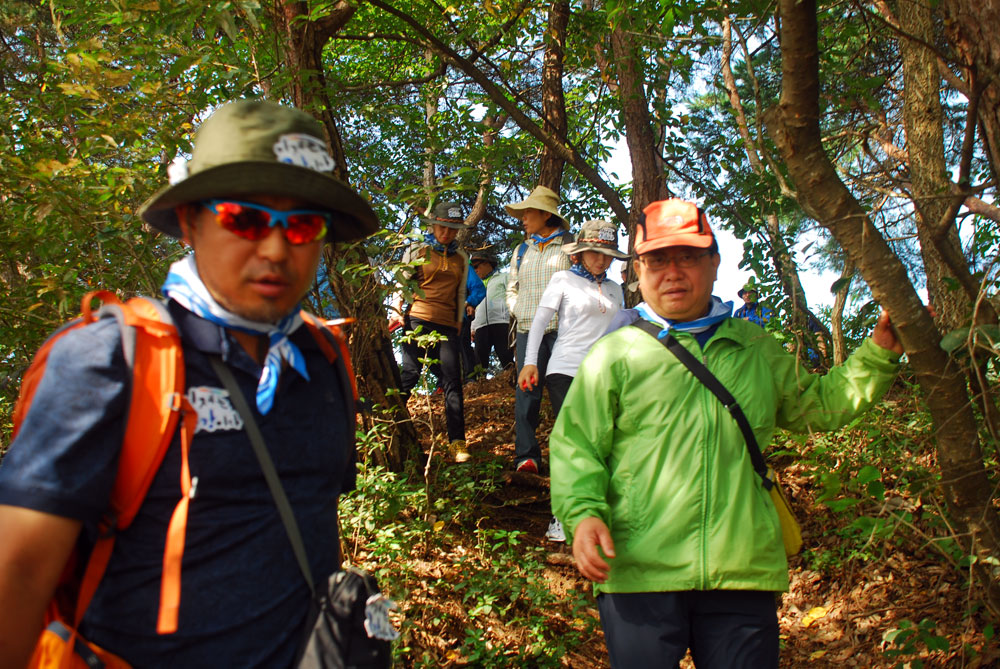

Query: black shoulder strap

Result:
[631,319,772,489]
[208,356,316,594]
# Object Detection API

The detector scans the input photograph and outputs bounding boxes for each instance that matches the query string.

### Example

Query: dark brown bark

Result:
[765,0,1000,613]
[942,1,1000,184]
[537,0,569,190]
[274,1,421,470]
[720,20,827,363]
[609,14,668,244]
[274,0,355,178]
[898,0,1000,444]
[898,0,975,332]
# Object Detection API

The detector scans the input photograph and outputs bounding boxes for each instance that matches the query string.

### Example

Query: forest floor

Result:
[350,372,1000,668]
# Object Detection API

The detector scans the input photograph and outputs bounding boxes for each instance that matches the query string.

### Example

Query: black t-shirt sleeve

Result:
[0,318,129,523]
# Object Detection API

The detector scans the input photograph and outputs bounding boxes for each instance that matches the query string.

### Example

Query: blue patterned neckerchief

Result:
[569,261,606,284]
[162,255,309,415]
[636,296,734,338]
[423,231,458,255]
[531,228,565,251]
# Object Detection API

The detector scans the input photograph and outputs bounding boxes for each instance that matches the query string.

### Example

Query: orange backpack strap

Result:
[16,291,196,639]
[300,311,359,492]
[300,311,358,404]
[11,291,123,441]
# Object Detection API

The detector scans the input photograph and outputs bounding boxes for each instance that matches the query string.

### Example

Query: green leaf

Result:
[855,465,881,486]
[830,277,852,293]
[940,327,970,353]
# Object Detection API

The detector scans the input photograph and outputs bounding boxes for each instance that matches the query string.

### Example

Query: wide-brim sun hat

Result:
[504,185,568,229]
[634,199,714,255]
[421,201,471,229]
[562,219,628,259]
[139,99,379,243]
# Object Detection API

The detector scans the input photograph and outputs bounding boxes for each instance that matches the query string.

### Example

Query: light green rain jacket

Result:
[550,316,900,594]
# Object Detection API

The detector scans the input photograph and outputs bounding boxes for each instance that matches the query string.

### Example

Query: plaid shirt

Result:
[507,233,573,333]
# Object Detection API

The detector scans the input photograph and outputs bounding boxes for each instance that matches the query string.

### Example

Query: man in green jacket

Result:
[550,199,903,668]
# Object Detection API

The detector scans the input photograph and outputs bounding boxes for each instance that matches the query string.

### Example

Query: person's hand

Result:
[466,304,476,317]
[388,313,404,333]
[518,364,539,391]
[871,309,903,355]
[572,517,616,583]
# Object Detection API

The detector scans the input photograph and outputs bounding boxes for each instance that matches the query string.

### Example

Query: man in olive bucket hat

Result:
[0,99,383,667]
[504,185,574,474]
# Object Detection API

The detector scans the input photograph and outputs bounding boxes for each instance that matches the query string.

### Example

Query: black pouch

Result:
[296,568,394,669]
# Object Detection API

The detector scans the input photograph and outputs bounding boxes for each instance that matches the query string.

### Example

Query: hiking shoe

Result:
[545,517,566,543]
[516,458,539,474]
[449,440,470,463]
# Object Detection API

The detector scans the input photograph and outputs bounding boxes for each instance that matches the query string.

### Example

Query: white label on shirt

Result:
[186,386,245,433]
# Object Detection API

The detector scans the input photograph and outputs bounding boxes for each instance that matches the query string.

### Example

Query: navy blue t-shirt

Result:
[0,301,354,667]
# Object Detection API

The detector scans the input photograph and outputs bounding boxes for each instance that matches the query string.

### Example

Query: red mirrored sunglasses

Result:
[202,199,330,245]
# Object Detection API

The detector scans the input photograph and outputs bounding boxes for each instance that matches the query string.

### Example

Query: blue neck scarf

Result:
[162,255,309,415]
[636,296,734,338]
[424,231,458,255]
[531,228,564,245]
[569,262,606,284]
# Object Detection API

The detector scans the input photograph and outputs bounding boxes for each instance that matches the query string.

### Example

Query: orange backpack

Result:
[16,291,357,668]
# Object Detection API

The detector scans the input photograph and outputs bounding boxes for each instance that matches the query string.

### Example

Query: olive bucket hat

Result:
[470,251,499,268]
[562,219,628,259]
[139,99,379,243]
[421,201,471,229]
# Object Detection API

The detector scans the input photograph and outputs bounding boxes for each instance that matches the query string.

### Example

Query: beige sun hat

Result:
[562,219,628,259]
[139,99,379,243]
[504,185,568,229]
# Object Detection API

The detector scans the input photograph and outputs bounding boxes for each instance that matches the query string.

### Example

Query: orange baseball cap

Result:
[634,199,714,255]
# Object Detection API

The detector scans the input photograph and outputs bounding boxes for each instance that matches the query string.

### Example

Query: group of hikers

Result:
[0,99,905,668]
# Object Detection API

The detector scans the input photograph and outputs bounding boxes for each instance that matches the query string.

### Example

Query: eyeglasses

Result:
[636,249,711,271]
[202,199,330,245]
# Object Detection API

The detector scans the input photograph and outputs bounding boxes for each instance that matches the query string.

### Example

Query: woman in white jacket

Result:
[470,252,513,374]
[517,219,628,541]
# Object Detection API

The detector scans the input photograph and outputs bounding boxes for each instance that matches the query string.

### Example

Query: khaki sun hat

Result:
[139,99,379,243]
[504,185,568,229]
[421,201,471,229]
[634,199,714,255]
[562,219,628,259]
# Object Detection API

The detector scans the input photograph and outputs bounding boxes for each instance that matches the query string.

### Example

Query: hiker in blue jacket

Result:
[389,202,486,463]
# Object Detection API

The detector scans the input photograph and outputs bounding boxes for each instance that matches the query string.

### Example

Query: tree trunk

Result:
[538,0,569,190]
[765,0,1000,613]
[942,1,1000,184]
[422,50,440,202]
[720,17,827,364]
[274,0,421,470]
[899,0,1000,446]
[609,14,669,243]
[897,0,972,333]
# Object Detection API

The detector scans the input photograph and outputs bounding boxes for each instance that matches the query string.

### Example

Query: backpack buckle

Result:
[164,392,183,412]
